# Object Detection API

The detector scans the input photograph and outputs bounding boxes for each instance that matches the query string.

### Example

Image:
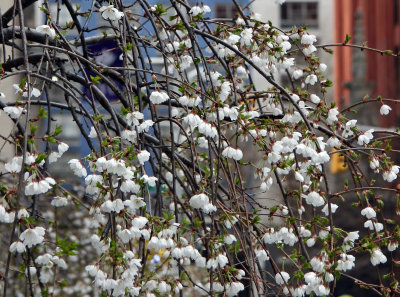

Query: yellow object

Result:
[330,148,348,173]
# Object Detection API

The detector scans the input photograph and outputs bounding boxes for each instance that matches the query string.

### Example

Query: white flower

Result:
[304,191,325,207]
[189,5,202,16]
[141,175,158,187]
[125,111,144,126]
[13,84,41,97]
[226,282,245,297]
[293,171,304,183]
[121,129,137,143]
[370,248,387,266]
[357,129,374,145]
[19,226,45,248]
[132,216,148,229]
[292,69,303,80]
[58,142,69,155]
[178,95,201,107]
[304,44,317,55]
[383,165,399,182]
[124,195,146,212]
[327,107,339,124]
[306,237,316,247]
[68,159,87,177]
[180,55,192,70]
[36,25,56,39]
[222,146,243,161]
[202,5,211,14]
[137,150,150,165]
[370,158,379,171]
[305,74,317,85]
[224,234,236,244]
[5,156,23,173]
[100,5,124,21]
[364,220,384,232]
[4,106,25,119]
[255,249,269,262]
[236,17,245,25]
[25,177,55,196]
[326,136,340,148]
[100,200,114,213]
[343,231,359,251]
[388,241,398,252]
[361,206,376,219]
[240,28,253,46]
[189,193,209,209]
[319,63,327,72]
[380,104,392,115]
[17,209,29,219]
[310,94,320,104]
[121,180,140,193]
[89,126,97,138]
[301,34,317,45]
[321,203,338,216]
[10,241,26,253]
[337,253,355,272]
[149,90,169,104]
[51,196,68,207]
[275,271,290,285]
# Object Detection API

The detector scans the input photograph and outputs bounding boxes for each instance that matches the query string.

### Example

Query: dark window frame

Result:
[214,3,240,21]
[280,1,319,28]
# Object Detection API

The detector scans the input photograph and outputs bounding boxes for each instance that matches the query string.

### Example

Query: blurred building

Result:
[334,0,400,128]
[251,0,334,91]
[0,1,42,172]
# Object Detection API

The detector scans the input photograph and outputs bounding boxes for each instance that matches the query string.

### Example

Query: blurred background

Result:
[0,0,399,296]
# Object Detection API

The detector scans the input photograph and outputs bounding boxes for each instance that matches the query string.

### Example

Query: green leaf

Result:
[38,107,48,118]
[30,123,38,134]
[90,75,101,84]
[344,34,352,44]
[35,153,48,164]
[54,125,62,136]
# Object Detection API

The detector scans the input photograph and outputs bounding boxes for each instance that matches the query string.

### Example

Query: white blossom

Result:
[275,271,290,285]
[36,25,56,39]
[382,165,399,182]
[361,206,376,219]
[305,74,317,85]
[149,90,169,104]
[68,159,87,177]
[19,227,45,248]
[327,108,339,124]
[321,203,338,216]
[304,191,325,207]
[301,34,317,45]
[100,5,124,21]
[51,196,68,207]
[370,248,387,266]
[10,241,26,253]
[222,146,243,161]
[357,129,374,145]
[5,156,23,173]
[4,106,25,119]
[380,104,392,115]
[137,150,150,165]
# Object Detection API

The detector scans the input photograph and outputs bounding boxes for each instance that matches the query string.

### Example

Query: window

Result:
[215,4,239,20]
[395,46,400,96]
[281,1,318,28]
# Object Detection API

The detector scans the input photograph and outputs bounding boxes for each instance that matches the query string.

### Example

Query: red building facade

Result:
[334,0,400,127]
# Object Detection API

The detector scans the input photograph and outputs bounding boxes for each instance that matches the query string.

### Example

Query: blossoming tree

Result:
[0,0,399,296]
